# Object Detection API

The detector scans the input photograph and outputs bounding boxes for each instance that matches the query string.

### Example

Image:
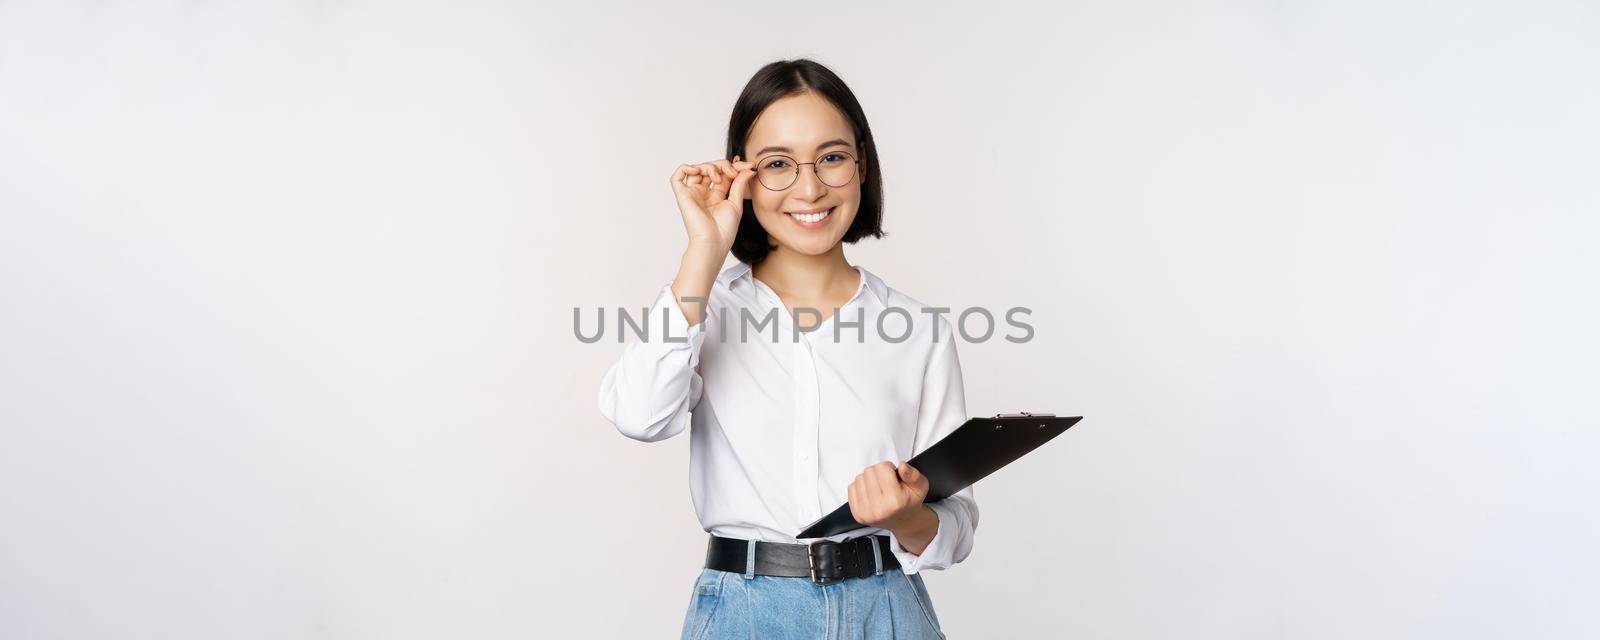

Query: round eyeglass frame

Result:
[750,150,861,191]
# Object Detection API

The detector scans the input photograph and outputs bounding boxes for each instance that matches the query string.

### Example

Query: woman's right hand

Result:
[670,156,756,255]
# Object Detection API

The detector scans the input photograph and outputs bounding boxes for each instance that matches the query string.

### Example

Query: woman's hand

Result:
[847,461,932,532]
[669,156,756,255]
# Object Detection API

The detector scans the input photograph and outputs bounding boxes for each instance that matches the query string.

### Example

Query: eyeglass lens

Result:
[754,151,858,190]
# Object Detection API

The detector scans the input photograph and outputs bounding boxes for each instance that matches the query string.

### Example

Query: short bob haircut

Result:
[724,59,886,266]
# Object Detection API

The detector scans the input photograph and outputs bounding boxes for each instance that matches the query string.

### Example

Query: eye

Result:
[821,152,849,164]
[763,158,792,170]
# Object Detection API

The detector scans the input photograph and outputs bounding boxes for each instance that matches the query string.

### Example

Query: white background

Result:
[2,1,1596,638]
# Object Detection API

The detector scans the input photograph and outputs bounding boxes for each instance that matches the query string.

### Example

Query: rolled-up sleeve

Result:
[888,321,978,574]
[597,283,707,442]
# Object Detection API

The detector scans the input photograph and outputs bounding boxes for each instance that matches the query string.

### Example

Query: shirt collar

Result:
[720,261,887,307]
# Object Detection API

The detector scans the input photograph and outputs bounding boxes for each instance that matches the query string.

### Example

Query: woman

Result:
[598,59,976,640]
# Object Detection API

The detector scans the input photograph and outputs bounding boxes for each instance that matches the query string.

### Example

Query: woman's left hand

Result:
[846,461,930,530]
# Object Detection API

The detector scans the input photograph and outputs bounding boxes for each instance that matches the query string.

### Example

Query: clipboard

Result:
[796,412,1083,539]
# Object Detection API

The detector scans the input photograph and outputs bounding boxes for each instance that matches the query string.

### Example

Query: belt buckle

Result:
[806,540,845,586]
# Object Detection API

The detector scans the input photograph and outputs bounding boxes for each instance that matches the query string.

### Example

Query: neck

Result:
[752,244,856,298]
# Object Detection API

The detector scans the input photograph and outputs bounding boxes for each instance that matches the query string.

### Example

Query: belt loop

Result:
[871,536,884,576]
[744,539,758,580]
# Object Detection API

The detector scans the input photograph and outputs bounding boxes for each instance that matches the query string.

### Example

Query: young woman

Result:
[598,59,976,640]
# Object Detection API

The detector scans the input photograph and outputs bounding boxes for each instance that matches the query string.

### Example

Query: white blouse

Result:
[597,261,977,574]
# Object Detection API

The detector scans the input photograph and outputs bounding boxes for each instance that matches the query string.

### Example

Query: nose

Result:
[792,163,827,199]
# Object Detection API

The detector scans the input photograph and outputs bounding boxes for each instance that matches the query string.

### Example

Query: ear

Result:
[741,154,756,200]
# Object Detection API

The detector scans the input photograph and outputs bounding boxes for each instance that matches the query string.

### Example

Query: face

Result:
[741,91,866,257]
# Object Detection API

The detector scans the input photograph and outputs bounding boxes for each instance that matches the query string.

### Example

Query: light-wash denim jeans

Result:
[679,565,947,639]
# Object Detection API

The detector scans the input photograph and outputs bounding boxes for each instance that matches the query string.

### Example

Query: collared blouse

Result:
[597,261,977,574]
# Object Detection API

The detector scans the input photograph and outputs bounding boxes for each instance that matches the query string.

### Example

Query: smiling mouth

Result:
[787,206,835,226]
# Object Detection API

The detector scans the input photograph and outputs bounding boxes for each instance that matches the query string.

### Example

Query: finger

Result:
[710,164,733,198]
[703,172,730,205]
[848,477,865,521]
[711,160,736,199]
[899,463,927,498]
[670,164,699,206]
[696,162,720,189]
[868,463,897,500]
[862,474,889,522]
[727,165,755,203]
[898,462,923,485]
[671,164,695,188]
[872,461,898,483]
[683,162,710,188]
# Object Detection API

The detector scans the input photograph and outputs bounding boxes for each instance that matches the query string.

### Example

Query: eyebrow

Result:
[752,138,853,158]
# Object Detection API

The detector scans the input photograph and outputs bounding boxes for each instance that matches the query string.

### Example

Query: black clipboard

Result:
[796,412,1083,539]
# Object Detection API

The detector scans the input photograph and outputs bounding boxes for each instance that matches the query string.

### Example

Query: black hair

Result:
[724,59,886,266]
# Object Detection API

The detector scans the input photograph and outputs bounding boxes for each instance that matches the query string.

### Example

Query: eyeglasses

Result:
[751,150,860,191]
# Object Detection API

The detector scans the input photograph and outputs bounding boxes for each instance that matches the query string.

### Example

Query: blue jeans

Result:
[680,566,947,639]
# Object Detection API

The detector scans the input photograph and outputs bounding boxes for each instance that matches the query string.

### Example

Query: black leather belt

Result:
[705,534,900,586]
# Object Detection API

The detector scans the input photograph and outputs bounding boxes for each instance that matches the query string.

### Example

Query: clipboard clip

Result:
[995,412,1055,418]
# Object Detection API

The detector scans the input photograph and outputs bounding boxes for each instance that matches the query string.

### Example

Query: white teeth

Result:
[790,207,833,224]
